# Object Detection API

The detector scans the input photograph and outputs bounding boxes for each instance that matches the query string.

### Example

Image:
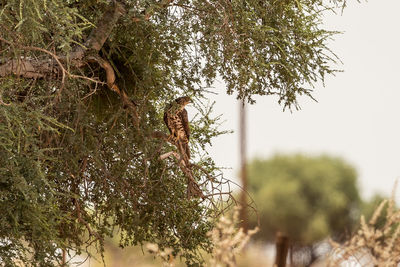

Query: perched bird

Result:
[163,96,191,160]
[164,97,204,199]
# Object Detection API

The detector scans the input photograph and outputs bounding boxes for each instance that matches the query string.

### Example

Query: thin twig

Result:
[132,0,173,22]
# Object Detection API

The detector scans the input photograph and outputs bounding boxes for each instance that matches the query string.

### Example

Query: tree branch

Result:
[70,1,126,60]
[159,150,204,199]
[86,54,139,126]
[0,1,140,124]
[0,1,126,76]
[0,0,126,74]
[132,0,173,22]
[0,58,55,79]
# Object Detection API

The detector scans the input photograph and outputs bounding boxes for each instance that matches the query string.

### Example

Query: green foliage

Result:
[0,0,351,265]
[0,0,93,51]
[248,154,361,245]
[0,76,218,266]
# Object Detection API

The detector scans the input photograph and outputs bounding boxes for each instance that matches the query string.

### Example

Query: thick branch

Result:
[0,58,57,79]
[0,0,126,77]
[0,1,139,125]
[87,2,126,51]
[70,1,126,60]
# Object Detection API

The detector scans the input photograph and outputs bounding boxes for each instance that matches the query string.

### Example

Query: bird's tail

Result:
[183,142,190,160]
[178,141,190,160]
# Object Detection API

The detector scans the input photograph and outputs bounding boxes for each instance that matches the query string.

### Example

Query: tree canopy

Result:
[248,154,360,243]
[0,0,349,266]
[247,154,361,265]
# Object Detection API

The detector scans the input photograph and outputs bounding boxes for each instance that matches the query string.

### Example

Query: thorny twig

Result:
[160,150,204,199]
[75,199,102,242]
[132,0,174,22]
[158,141,258,224]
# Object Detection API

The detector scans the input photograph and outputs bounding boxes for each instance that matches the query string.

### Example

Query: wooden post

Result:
[274,232,289,267]
[62,249,66,266]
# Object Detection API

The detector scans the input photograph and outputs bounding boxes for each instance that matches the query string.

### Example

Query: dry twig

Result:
[329,182,400,266]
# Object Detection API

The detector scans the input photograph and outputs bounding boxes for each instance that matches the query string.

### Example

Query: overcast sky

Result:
[195,0,400,201]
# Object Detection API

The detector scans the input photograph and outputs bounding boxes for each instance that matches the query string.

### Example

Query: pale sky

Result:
[198,0,400,201]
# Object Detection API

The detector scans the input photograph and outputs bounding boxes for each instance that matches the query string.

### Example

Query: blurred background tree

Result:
[247,154,361,266]
[0,0,351,266]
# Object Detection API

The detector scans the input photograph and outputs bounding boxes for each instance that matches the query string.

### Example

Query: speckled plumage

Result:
[164,97,191,159]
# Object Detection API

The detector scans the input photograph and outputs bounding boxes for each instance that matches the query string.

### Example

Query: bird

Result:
[163,96,191,160]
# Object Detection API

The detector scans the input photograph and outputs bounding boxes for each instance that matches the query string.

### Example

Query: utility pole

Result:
[239,100,248,233]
